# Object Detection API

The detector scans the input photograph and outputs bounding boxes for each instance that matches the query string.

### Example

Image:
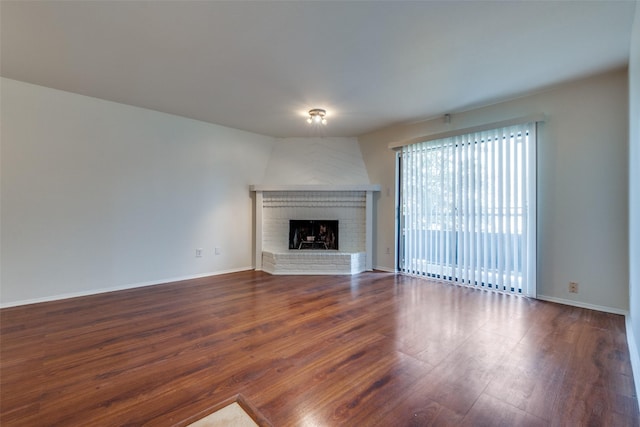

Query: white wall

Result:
[359,68,629,312]
[627,0,640,398]
[262,137,370,185]
[0,78,275,306]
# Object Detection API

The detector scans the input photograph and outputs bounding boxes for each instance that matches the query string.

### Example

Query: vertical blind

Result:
[398,122,536,296]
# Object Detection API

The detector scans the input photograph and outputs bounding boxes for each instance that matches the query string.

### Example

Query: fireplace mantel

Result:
[251,184,380,274]
[250,184,380,192]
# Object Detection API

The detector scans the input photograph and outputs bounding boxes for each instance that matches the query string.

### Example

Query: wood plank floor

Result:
[1,271,638,426]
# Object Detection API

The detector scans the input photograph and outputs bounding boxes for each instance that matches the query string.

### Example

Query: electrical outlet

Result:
[569,281,578,293]
[386,247,391,255]
[215,247,221,255]
[195,248,203,258]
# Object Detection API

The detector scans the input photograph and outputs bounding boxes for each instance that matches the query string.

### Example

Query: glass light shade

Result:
[306,108,327,125]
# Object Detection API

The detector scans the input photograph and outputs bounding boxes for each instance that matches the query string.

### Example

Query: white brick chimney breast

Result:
[250,185,380,275]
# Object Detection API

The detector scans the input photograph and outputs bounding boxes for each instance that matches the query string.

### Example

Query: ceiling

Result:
[1,1,637,138]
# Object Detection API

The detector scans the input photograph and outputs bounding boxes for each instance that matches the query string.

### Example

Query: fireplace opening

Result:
[289,220,338,250]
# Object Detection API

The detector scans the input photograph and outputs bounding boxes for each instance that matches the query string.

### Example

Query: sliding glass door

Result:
[398,122,537,297]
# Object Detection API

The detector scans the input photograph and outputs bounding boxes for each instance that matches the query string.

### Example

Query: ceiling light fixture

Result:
[306,108,327,125]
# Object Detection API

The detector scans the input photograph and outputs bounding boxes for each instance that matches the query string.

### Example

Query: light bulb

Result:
[314,115,321,123]
[321,118,327,125]
[306,117,312,124]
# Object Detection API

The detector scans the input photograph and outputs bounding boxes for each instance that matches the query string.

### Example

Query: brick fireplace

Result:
[250,185,380,275]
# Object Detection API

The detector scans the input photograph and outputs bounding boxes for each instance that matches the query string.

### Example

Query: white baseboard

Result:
[373,266,396,273]
[536,294,629,316]
[625,316,640,407]
[0,266,253,309]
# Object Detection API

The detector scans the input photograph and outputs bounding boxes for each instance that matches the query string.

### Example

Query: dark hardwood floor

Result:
[1,271,638,426]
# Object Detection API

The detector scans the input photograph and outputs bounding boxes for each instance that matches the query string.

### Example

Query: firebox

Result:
[289,220,338,250]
